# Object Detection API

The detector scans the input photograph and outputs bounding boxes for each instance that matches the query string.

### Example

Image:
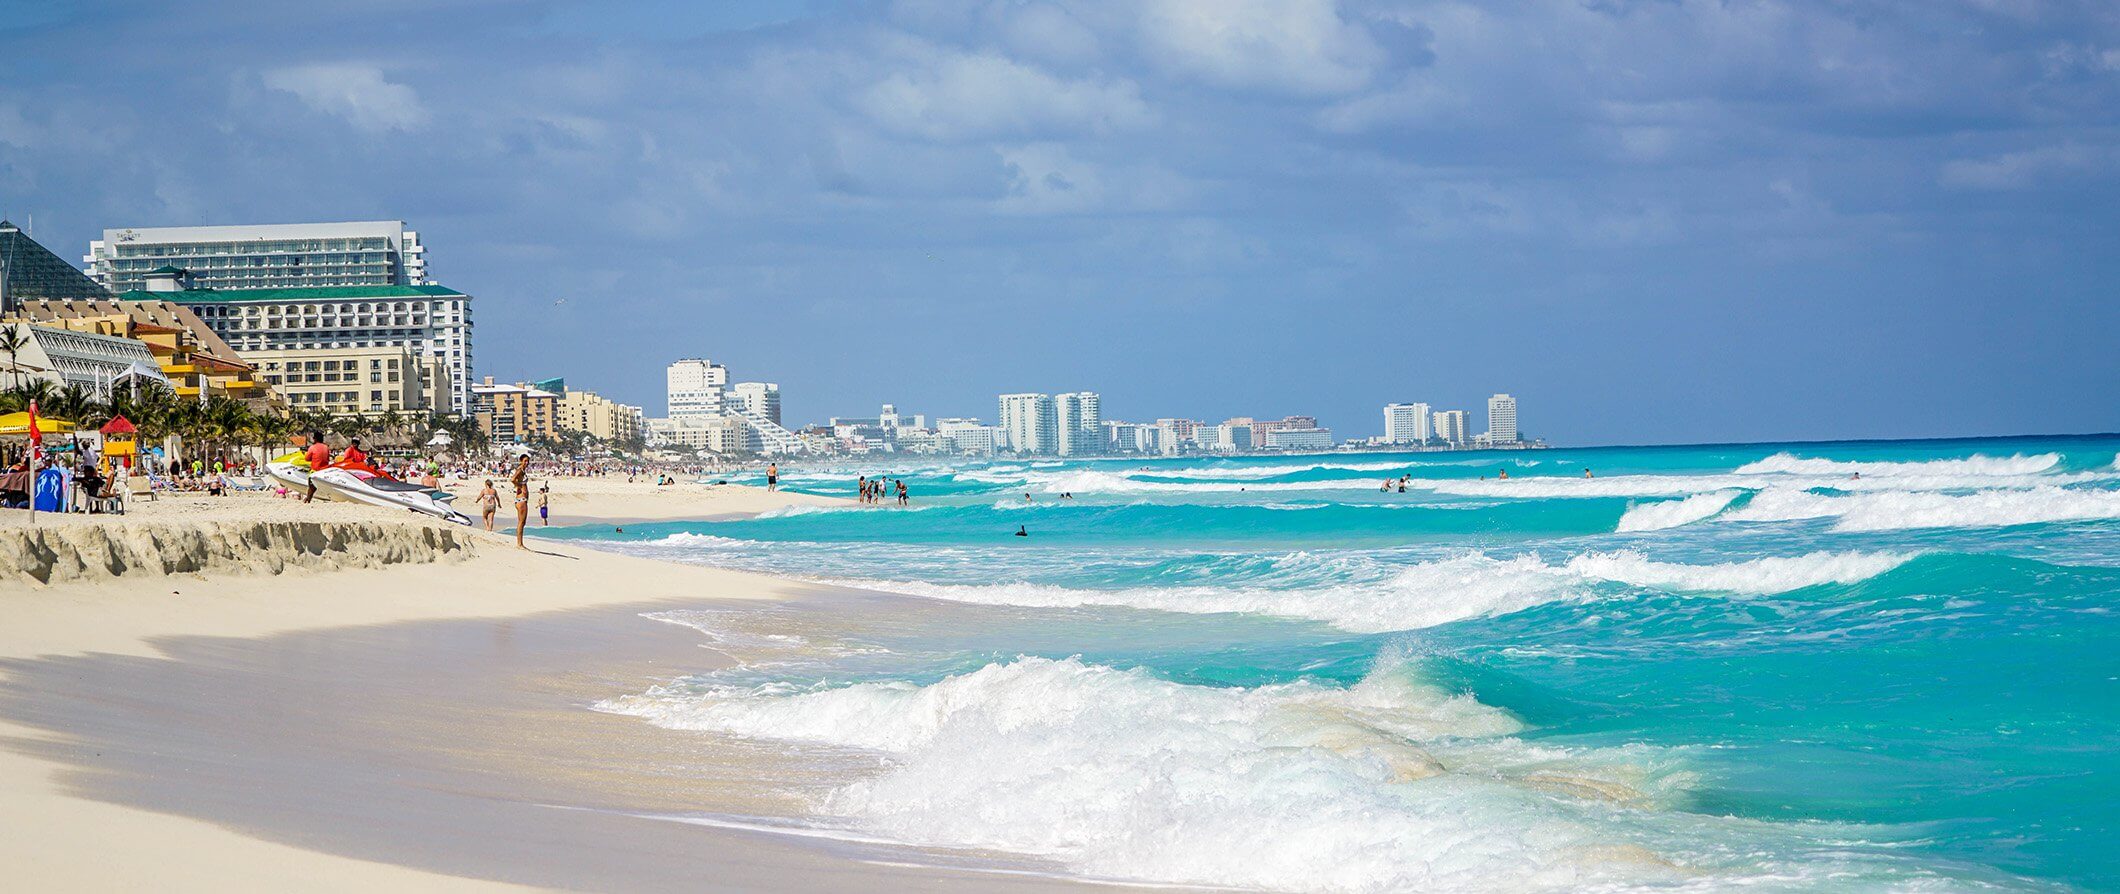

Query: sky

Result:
[1,0,2116,445]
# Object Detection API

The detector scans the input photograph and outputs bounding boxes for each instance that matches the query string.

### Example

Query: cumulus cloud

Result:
[857,43,1153,141]
[261,63,430,133]
[1133,0,1385,95]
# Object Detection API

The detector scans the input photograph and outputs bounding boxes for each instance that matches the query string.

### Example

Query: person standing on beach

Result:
[538,485,550,527]
[897,479,908,506]
[477,480,499,531]
[302,432,330,503]
[511,454,531,550]
[766,463,778,492]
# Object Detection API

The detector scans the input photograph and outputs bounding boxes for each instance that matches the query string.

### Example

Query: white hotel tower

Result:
[1487,393,1519,444]
[1384,402,1433,444]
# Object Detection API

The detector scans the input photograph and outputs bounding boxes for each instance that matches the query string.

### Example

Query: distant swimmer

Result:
[1015,525,1028,537]
[1397,480,1406,493]
[1025,492,1034,502]
[1381,479,1392,492]
[1584,469,1594,478]
[1498,469,1510,480]
[1851,472,1861,480]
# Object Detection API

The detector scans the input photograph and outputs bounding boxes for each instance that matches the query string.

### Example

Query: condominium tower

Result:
[1054,391,1102,456]
[999,393,1058,455]
[731,381,781,425]
[86,221,429,293]
[1487,393,1519,443]
[667,359,729,421]
[1383,402,1432,444]
[1433,409,1470,446]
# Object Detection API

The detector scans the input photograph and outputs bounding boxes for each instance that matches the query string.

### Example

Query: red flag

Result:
[26,399,40,449]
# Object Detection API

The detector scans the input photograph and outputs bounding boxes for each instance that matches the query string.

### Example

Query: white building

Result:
[87,221,429,293]
[937,418,1004,455]
[1055,391,1102,457]
[2,323,168,397]
[1486,393,1518,444]
[999,392,1057,456]
[125,267,474,413]
[1384,402,1433,444]
[1433,409,1470,446]
[667,359,729,421]
[731,381,781,425]
[1263,427,1334,450]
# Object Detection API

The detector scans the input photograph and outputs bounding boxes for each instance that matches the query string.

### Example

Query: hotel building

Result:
[119,267,474,413]
[251,347,447,417]
[1486,393,1519,444]
[999,393,1058,456]
[1384,402,1433,444]
[559,389,645,445]
[2,219,111,307]
[731,382,781,425]
[86,221,429,293]
[1054,392,1102,457]
[470,378,560,445]
[1433,409,1470,446]
[11,296,272,407]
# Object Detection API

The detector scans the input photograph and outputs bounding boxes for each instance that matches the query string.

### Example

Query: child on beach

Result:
[538,486,549,527]
[477,480,500,531]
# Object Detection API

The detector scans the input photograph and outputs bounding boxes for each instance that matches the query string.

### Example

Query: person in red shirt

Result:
[340,438,368,469]
[302,432,330,503]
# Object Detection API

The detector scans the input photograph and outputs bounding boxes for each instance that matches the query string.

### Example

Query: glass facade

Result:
[1,220,111,303]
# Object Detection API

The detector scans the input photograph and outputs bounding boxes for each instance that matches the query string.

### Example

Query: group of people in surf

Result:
[856,475,908,506]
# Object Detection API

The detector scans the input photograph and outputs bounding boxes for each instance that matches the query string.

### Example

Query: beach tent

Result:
[0,412,75,436]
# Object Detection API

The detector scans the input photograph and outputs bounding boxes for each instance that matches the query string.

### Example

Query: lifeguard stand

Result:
[100,415,138,473]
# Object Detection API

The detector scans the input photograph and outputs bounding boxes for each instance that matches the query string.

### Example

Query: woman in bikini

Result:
[511,455,532,550]
[476,480,500,531]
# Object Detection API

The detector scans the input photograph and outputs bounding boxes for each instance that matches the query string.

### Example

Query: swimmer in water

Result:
[1499,469,1509,480]
[1584,469,1594,478]
[1015,525,1028,537]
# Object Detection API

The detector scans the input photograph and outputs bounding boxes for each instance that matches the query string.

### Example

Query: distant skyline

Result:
[3,1,2116,444]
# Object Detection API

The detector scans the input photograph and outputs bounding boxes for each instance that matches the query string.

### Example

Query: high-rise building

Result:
[559,389,645,445]
[251,346,447,416]
[667,359,729,421]
[937,418,1004,455]
[999,392,1057,455]
[121,267,474,413]
[1385,402,1433,444]
[1263,427,1334,450]
[732,382,781,425]
[1055,391,1102,456]
[1486,393,1518,444]
[1433,409,1470,446]
[2,219,110,309]
[86,221,429,293]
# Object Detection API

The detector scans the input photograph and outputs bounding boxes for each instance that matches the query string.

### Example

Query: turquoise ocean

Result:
[546,435,2120,892]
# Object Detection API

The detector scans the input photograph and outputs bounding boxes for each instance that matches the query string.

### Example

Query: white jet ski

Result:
[309,466,473,526]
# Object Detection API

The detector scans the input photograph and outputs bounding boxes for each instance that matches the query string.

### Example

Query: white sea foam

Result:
[826,550,1915,633]
[601,655,1949,893]
[1727,485,2120,531]
[1733,451,2061,477]
[1615,491,1742,532]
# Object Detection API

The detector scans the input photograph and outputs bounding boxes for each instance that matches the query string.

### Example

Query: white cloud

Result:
[857,44,1152,141]
[1134,0,1384,95]
[261,63,430,133]
[1940,143,2116,190]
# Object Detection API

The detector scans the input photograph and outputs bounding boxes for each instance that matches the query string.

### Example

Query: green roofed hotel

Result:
[118,266,473,414]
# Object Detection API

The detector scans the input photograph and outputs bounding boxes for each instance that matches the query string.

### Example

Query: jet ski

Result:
[310,466,473,525]
[272,451,472,525]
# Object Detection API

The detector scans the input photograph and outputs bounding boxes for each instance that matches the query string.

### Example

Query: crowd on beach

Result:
[856,474,909,506]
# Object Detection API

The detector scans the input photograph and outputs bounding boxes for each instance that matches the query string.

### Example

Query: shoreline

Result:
[0,483,1146,892]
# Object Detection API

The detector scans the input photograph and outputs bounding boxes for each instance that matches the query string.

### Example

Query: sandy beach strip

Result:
[0,486,1139,893]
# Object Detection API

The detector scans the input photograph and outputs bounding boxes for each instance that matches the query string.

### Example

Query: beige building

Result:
[9,297,278,410]
[558,389,644,444]
[251,347,448,416]
[470,378,560,444]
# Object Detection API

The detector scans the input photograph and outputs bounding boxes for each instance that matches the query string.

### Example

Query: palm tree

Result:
[0,324,28,391]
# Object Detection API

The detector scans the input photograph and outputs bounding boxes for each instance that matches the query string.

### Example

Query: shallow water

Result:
[551,435,2120,892]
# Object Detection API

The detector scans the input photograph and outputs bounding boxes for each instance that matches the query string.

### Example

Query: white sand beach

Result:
[0,485,1131,893]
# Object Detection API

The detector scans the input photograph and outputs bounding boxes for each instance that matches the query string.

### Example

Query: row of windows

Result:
[195,301,462,315]
[112,238,395,256]
[104,255,392,271]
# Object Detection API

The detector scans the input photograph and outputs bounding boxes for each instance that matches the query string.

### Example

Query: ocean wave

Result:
[824,550,1915,633]
[1727,485,2120,531]
[601,654,1952,893]
[1615,491,1742,532]
[1733,451,2060,477]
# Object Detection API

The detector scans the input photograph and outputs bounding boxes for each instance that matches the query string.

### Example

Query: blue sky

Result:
[2,0,2115,443]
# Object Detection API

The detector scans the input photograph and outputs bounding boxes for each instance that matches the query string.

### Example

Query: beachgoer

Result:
[1397,481,1406,493]
[302,432,330,503]
[766,463,778,492]
[342,438,367,468]
[897,479,908,506]
[477,480,500,531]
[511,455,531,549]
[1584,469,1594,478]
[1498,469,1509,480]
[538,485,550,526]
[1015,525,1028,537]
